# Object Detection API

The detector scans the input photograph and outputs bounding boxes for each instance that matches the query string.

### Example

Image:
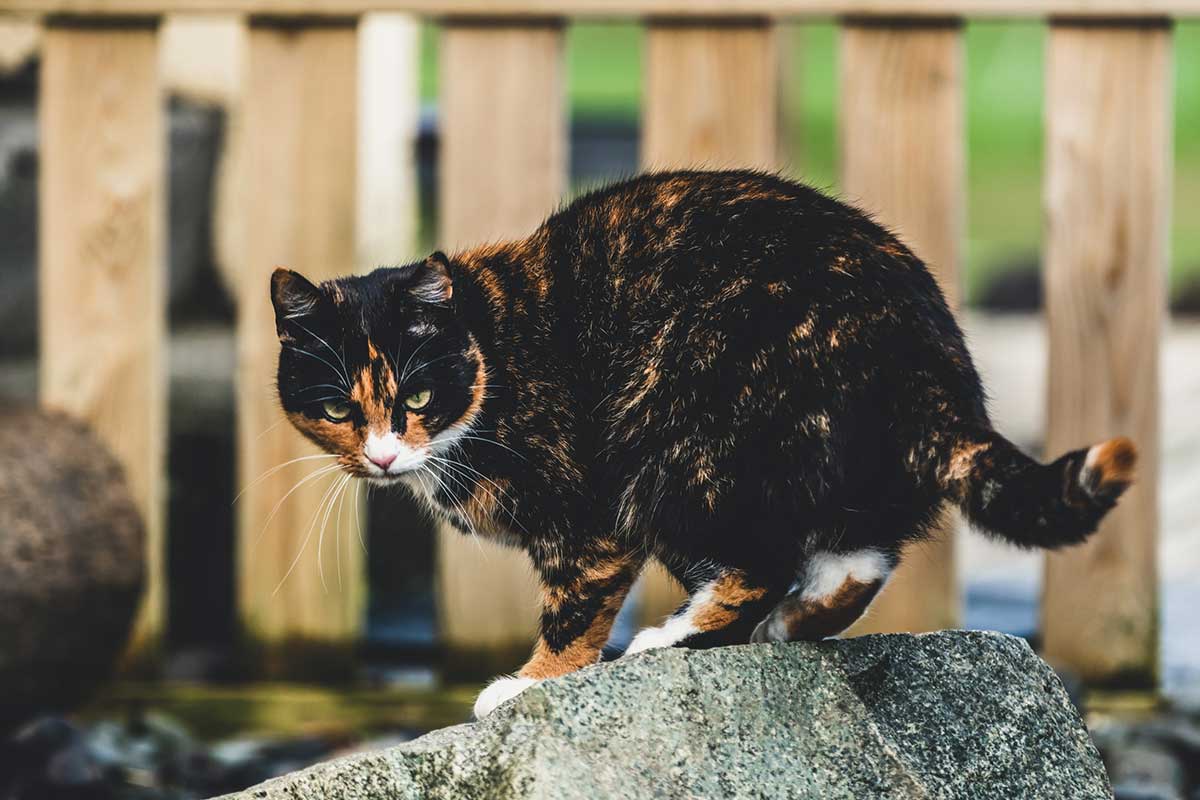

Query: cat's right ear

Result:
[270,268,323,340]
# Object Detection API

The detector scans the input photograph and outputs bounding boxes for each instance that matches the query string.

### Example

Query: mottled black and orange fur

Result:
[270,170,1135,714]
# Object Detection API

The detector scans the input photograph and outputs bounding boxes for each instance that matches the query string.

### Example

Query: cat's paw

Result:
[624,617,696,655]
[473,676,538,719]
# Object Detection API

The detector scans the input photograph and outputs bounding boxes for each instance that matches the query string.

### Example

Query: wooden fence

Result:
[8,0,1174,685]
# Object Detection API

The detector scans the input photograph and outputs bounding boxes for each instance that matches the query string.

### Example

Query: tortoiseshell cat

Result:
[270,170,1136,718]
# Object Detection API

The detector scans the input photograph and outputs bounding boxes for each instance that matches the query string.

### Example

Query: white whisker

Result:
[234,453,339,504]
[317,474,351,593]
[334,475,352,591]
[399,333,438,384]
[254,418,287,442]
[291,321,352,387]
[353,479,367,554]
[420,466,486,557]
[404,352,460,381]
[252,463,343,550]
[447,433,527,461]
[284,346,350,389]
[273,471,347,597]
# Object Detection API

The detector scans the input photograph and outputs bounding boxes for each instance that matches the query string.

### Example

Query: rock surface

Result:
[0,408,144,730]
[219,631,1110,799]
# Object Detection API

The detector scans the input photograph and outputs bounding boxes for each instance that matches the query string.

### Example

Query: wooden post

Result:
[1041,21,1169,686]
[437,20,566,667]
[638,18,779,625]
[235,18,364,677]
[642,19,779,171]
[839,19,964,635]
[39,18,166,666]
[0,16,39,73]
[357,12,419,274]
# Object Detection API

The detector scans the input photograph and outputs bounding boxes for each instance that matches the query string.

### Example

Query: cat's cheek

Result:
[473,676,538,719]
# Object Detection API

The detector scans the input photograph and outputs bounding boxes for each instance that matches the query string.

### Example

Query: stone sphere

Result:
[0,408,144,730]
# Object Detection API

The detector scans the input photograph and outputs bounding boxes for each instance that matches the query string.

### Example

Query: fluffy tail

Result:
[943,428,1136,549]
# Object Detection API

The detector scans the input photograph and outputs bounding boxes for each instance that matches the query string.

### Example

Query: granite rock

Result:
[219,631,1110,799]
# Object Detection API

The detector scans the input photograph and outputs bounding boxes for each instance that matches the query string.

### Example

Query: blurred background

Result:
[0,12,1197,799]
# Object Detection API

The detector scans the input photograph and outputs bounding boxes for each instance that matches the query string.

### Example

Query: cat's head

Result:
[270,253,486,484]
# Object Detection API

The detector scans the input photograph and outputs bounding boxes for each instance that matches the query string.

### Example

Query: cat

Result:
[269,170,1136,719]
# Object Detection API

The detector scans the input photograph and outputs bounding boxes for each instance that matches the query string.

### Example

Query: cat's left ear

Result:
[408,252,453,304]
[270,267,325,339]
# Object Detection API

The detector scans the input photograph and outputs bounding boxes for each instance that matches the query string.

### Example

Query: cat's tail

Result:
[941,427,1136,549]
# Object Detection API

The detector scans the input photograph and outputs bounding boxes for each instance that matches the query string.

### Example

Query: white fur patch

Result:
[1080,443,1106,491]
[407,322,439,337]
[363,431,427,476]
[473,676,537,719]
[800,550,890,602]
[624,584,712,655]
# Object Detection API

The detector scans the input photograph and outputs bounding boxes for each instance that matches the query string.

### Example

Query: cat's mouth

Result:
[362,431,429,479]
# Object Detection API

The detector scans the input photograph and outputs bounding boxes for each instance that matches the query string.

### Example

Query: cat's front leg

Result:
[473,544,643,719]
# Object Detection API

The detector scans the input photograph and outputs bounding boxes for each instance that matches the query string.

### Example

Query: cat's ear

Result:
[407,252,453,304]
[270,268,324,339]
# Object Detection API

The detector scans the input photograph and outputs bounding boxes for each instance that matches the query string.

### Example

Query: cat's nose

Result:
[364,432,402,471]
[369,451,397,470]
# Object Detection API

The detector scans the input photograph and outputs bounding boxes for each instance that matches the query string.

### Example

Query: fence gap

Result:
[39,17,167,668]
[637,18,780,626]
[436,19,567,674]
[839,18,965,635]
[234,17,364,678]
[1041,19,1170,686]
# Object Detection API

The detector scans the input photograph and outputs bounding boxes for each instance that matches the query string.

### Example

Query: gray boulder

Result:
[219,631,1109,799]
[0,408,144,730]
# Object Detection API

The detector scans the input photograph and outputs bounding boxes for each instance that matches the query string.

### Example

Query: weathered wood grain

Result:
[1041,21,1169,685]
[357,12,419,275]
[642,20,779,172]
[840,20,964,635]
[235,20,365,670]
[436,21,566,658]
[39,20,166,662]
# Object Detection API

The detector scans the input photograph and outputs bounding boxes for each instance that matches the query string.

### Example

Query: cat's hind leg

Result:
[750,549,895,643]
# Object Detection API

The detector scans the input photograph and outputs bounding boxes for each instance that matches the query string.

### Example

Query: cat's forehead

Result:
[320,274,419,333]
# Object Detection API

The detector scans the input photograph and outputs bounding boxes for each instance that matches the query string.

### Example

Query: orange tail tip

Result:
[1081,437,1137,500]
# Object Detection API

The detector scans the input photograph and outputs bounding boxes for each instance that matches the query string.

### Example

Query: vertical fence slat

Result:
[236,18,363,675]
[1042,21,1169,685]
[638,18,779,625]
[358,13,419,274]
[839,19,964,635]
[438,21,566,666]
[642,19,779,171]
[39,19,166,665]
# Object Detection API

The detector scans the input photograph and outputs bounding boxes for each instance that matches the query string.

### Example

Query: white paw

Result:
[624,616,697,655]
[473,676,538,719]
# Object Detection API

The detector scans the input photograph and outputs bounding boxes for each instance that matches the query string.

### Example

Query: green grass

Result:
[419,21,1200,304]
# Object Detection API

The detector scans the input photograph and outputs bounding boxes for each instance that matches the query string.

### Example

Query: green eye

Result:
[322,400,352,421]
[404,389,432,411]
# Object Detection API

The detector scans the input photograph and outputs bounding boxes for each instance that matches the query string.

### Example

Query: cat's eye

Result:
[404,389,432,411]
[322,400,352,422]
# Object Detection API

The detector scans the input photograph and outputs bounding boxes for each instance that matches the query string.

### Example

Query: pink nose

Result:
[370,452,397,470]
